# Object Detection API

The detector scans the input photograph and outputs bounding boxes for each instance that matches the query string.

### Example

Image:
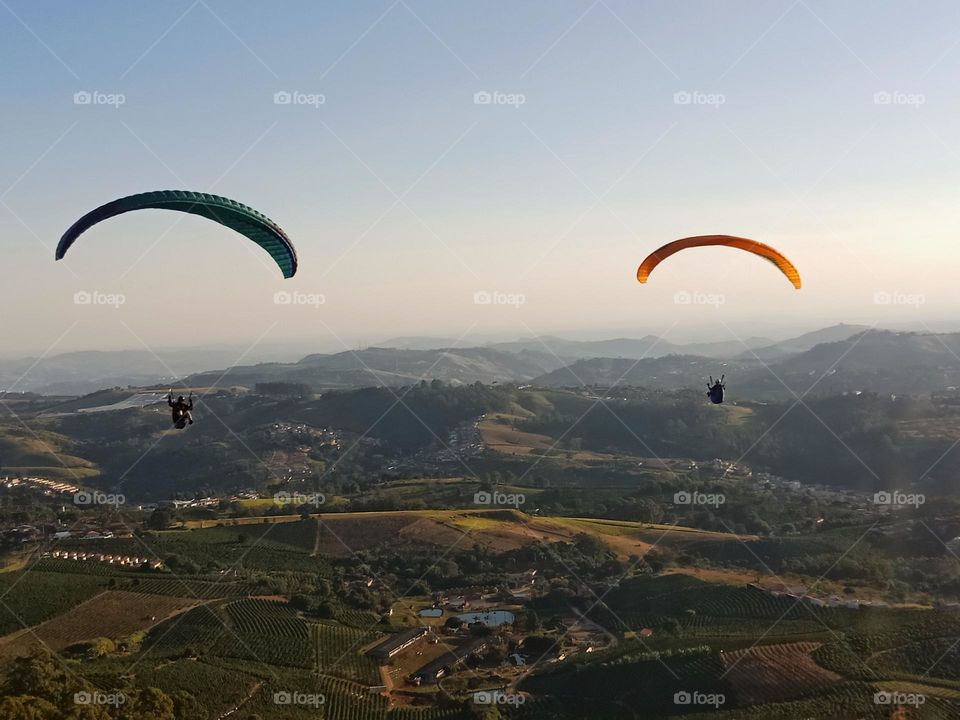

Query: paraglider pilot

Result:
[168,392,194,428]
[707,375,725,405]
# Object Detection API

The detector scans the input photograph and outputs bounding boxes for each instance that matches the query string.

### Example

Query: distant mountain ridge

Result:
[185,346,566,390]
[745,323,872,359]
[534,329,960,398]
[1,325,946,397]
[487,335,774,360]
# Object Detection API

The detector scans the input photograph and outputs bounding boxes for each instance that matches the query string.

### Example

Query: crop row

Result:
[227,598,309,639]
[313,623,383,685]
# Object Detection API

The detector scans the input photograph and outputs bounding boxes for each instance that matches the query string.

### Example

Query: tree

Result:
[0,695,61,720]
[90,637,116,658]
[6,650,76,702]
[170,691,205,720]
[147,509,173,531]
[120,687,175,720]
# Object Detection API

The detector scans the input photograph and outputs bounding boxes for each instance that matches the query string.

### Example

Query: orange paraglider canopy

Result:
[636,235,801,289]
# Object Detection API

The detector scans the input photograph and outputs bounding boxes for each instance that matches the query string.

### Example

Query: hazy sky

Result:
[2,1,960,358]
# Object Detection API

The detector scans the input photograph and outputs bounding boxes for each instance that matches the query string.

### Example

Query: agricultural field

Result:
[813,609,960,683]
[0,570,108,635]
[141,604,232,659]
[228,598,308,637]
[720,642,842,703]
[0,425,100,479]
[120,576,255,598]
[479,412,611,461]
[133,659,260,717]
[596,574,842,625]
[546,516,757,558]
[359,476,489,508]
[1,494,958,717]
[868,636,960,678]
[313,622,383,684]
[520,647,731,718]
[41,509,760,570]
[0,590,197,663]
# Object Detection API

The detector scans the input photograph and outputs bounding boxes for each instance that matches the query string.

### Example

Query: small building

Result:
[367,627,429,663]
[409,637,493,685]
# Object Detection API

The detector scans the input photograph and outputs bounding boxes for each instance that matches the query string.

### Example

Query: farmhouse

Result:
[505,569,537,586]
[368,626,430,663]
[409,636,492,685]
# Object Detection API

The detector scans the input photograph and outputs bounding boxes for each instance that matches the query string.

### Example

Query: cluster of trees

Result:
[1,650,202,719]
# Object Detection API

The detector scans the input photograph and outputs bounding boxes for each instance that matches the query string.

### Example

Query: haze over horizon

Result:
[3,1,960,357]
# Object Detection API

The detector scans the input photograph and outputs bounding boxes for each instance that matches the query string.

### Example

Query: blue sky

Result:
[2,1,960,355]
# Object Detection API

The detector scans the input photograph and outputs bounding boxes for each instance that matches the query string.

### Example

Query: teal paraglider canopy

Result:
[56,190,298,278]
